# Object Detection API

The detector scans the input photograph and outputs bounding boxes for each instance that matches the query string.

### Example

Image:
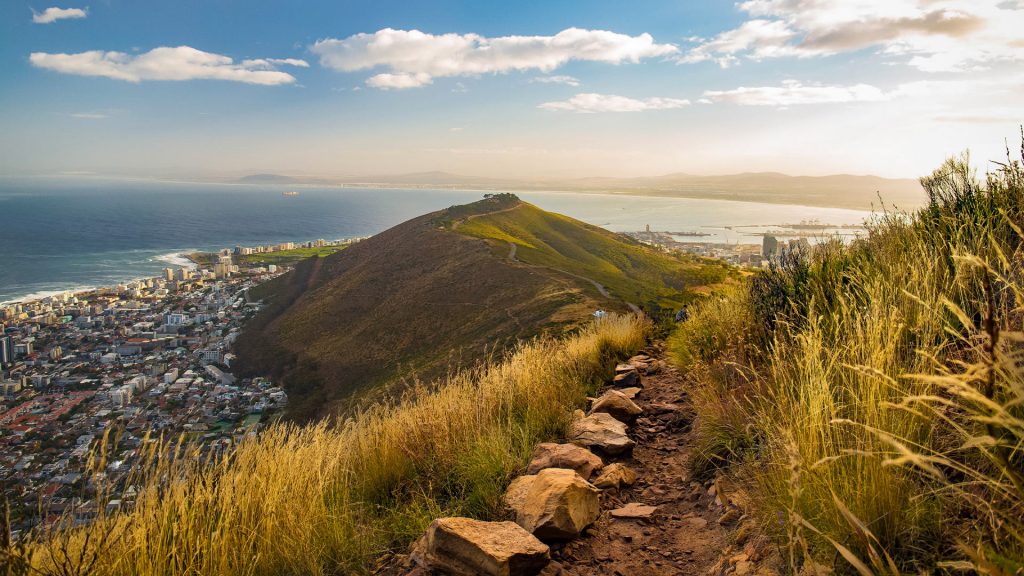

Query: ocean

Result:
[0,177,872,303]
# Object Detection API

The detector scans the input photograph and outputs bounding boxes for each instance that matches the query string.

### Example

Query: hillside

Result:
[234,194,726,422]
[667,147,1024,572]
[454,199,730,313]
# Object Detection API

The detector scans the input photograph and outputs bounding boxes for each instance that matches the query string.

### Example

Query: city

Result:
[625,227,814,268]
[0,241,347,535]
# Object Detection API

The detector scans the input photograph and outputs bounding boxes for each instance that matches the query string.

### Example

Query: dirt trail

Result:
[505,240,642,315]
[546,343,733,575]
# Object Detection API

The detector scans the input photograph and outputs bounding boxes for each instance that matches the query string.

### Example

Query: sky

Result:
[0,0,1022,180]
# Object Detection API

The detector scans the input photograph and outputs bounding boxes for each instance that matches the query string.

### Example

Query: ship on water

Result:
[283,190,300,197]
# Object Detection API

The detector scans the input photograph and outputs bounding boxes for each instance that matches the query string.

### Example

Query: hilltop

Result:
[233,194,729,421]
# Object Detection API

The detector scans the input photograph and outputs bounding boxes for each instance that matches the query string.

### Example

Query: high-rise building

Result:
[214,262,230,278]
[175,268,191,282]
[0,336,12,366]
[163,267,175,281]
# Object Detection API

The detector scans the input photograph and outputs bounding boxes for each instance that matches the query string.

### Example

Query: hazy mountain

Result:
[236,170,924,211]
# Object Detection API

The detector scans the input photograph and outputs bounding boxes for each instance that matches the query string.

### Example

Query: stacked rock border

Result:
[408,353,658,576]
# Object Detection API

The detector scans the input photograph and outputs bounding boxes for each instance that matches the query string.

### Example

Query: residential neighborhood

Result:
[0,253,290,534]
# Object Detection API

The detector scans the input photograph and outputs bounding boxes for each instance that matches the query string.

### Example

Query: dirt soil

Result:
[542,342,735,576]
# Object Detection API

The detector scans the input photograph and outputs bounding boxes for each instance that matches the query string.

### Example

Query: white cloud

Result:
[29,46,300,85]
[32,6,86,24]
[683,0,1024,72]
[311,28,677,89]
[540,93,690,113]
[531,75,581,87]
[365,72,432,89]
[704,80,889,105]
[241,58,310,68]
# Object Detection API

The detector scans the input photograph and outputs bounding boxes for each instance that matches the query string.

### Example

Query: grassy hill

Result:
[234,194,728,422]
[668,147,1024,573]
[452,198,730,313]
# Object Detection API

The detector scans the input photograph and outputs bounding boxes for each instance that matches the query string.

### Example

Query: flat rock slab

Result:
[415,517,550,576]
[614,363,637,374]
[504,468,601,541]
[646,402,679,415]
[618,387,642,399]
[526,443,603,479]
[569,412,635,456]
[610,503,659,519]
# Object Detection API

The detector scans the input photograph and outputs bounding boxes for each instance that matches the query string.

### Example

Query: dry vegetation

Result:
[669,142,1024,573]
[3,315,647,575]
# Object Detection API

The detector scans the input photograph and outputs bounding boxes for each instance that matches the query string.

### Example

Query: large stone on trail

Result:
[611,370,641,388]
[618,387,642,399]
[526,443,603,479]
[414,517,550,576]
[592,463,638,490]
[569,412,635,455]
[589,390,642,423]
[614,363,636,375]
[503,468,601,541]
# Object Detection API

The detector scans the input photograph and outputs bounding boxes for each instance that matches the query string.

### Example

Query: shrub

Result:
[668,139,1024,573]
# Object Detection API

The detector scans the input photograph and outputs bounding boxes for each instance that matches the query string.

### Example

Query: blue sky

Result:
[1,0,1022,179]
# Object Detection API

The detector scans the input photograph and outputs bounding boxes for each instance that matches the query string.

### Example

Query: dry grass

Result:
[3,315,647,575]
[669,144,1024,573]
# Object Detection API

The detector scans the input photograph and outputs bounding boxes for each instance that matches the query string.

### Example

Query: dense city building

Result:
[0,256,294,535]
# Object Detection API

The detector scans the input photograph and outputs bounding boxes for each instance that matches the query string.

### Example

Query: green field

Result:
[188,245,347,268]
[455,201,733,313]
[238,246,346,266]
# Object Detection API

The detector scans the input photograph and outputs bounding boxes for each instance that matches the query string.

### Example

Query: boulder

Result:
[589,390,642,423]
[618,387,642,399]
[413,517,550,576]
[592,463,638,490]
[611,371,641,388]
[503,468,601,541]
[569,412,635,455]
[526,443,603,479]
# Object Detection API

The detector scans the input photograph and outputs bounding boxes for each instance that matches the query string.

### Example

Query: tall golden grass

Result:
[669,145,1024,573]
[4,315,646,575]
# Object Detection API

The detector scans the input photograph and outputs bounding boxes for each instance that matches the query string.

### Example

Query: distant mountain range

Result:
[233,170,925,211]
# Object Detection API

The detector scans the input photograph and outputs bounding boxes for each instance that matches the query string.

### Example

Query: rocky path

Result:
[397,342,774,576]
[545,343,732,576]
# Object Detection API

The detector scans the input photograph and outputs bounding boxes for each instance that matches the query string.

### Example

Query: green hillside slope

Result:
[234,195,729,422]
[454,200,731,314]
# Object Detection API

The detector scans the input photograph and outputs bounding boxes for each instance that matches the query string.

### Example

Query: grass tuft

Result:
[668,139,1024,573]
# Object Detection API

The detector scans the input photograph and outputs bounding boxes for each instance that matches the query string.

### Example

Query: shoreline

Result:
[1,238,358,307]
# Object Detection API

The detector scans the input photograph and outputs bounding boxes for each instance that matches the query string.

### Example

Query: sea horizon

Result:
[0,178,872,304]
